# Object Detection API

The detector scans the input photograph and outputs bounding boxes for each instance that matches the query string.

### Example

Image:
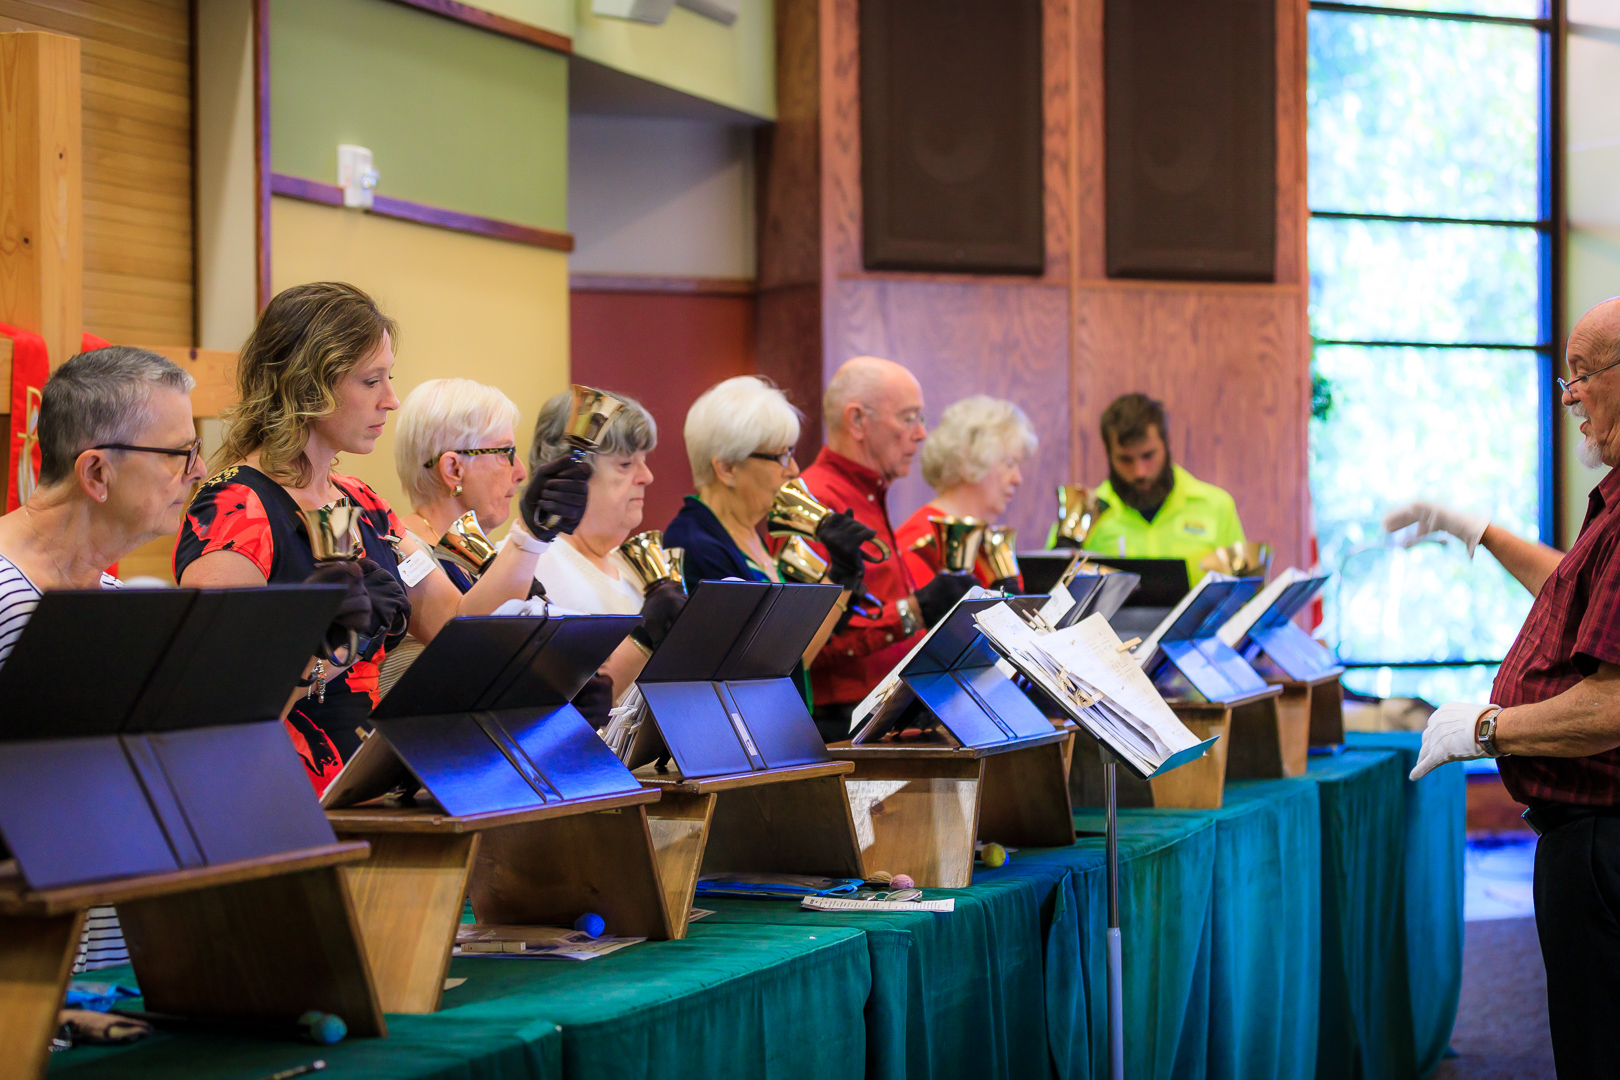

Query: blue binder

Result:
[1141,578,1273,706]
[1231,574,1342,682]
[852,598,1057,749]
[630,580,844,779]
[0,586,345,891]
[323,614,641,818]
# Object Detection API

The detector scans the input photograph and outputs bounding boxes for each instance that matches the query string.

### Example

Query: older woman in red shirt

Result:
[895,395,1038,591]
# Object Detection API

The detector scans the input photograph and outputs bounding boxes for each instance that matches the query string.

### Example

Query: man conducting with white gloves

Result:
[1390,296,1620,1075]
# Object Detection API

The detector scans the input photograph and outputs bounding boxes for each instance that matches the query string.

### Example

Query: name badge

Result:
[1182,521,1209,537]
[398,548,436,587]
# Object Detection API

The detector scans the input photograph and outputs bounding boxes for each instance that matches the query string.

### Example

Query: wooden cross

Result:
[0,30,237,580]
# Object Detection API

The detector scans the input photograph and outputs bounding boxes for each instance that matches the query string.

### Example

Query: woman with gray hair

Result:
[530,388,684,701]
[896,394,1038,589]
[0,346,207,667]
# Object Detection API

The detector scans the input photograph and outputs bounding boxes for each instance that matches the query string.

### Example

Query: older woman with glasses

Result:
[530,389,683,704]
[896,395,1038,590]
[0,347,208,668]
[393,378,530,592]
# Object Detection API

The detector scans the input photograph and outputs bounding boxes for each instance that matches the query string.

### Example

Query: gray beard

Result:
[1579,436,1606,469]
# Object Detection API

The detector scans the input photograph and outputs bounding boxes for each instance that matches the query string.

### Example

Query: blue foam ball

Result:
[297,1010,347,1045]
[574,912,606,938]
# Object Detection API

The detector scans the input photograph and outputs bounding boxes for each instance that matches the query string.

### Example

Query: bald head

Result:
[1565,297,1620,469]
[824,355,927,480]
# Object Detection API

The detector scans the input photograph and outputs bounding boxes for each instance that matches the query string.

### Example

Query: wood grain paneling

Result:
[1072,281,1311,569]
[0,0,194,348]
[571,288,759,531]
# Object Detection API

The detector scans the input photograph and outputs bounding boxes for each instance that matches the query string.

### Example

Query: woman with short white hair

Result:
[664,374,872,598]
[897,394,1038,589]
[393,378,528,592]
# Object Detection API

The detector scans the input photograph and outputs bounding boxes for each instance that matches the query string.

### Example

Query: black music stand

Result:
[1225,572,1346,760]
[628,581,864,936]
[0,587,385,1080]
[321,614,669,1011]
[835,598,1077,888]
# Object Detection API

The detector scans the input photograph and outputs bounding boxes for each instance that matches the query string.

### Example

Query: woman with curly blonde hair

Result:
[174,282,588,791]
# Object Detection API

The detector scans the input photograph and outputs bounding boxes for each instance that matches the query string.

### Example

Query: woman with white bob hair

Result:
[393,378,530,593]
[663,374,873,620]
[896,394,1038,590]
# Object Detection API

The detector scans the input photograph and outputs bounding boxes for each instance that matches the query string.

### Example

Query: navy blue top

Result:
[663,496,772,588]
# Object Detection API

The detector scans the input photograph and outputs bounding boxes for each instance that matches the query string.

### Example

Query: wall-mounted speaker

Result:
[860,0,1045,276]
[1105,0,1276,281]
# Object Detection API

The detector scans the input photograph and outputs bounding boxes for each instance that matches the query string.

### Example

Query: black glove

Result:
[914,570,977,627]
[357,557,411,660]
[573,672,616,731]
[818,510,876,588]
[520,456,592,541]
[305,561,372,660]
[631,580,687,654]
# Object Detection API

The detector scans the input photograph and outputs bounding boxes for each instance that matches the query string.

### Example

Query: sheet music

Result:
[600,685,649,760]
[974,603,1198,775]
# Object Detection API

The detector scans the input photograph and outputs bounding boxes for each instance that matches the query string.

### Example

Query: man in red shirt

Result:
[798,356,977,741]
[1397,298,1620,1073]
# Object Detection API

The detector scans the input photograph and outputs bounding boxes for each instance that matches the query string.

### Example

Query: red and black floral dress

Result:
[175,464,408,794]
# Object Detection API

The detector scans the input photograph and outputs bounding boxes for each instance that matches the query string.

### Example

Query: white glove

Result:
[1382,502,1489,557]
[1411,702,1496,780]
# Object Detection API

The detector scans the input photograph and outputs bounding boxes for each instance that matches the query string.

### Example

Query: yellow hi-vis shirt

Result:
[1081,464,1246,584]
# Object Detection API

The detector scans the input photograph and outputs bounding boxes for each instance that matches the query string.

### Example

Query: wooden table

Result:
[0,842,380,1080]
[634,760,863,938]
[830,729,1076,889]
[329,787,667,1013]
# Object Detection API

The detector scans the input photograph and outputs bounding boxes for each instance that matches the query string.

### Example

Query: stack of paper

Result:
[974,605,1207,778]
[455,925,644,961]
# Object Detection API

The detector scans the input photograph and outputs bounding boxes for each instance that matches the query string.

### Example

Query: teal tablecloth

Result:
[49,923,871,1080]
[1345,732,1466,1078]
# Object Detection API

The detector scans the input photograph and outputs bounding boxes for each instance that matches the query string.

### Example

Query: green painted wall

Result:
[462,0,775,120]
[271,0,568,232]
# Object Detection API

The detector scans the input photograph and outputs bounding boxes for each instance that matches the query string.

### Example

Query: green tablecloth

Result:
[1309,749,1417,1080]
[699,864,1063,1080]
[1344,732,1466,1078]
[49,923,871,1080]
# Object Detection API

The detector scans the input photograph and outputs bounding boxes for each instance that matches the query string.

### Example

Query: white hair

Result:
[919,395,1038,491]
[394,378,521,507]
[685,376,803,487]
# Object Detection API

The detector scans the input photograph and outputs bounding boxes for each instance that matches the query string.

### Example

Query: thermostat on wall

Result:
[677,0,739,24]
[337,144,379,210]
[591,0,677,24]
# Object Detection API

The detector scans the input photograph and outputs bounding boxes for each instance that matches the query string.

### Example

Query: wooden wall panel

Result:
[571,288,759,532]
[1072,282,1310,569]
[831,278,1072,543]
[0,0,194,348]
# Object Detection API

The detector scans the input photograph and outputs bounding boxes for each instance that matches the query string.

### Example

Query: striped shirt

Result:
[0,553,120,669]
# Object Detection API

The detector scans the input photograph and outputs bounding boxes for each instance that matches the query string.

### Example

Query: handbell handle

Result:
[850,532,892,563]
[847,591,884,620]
[538,445,593,535]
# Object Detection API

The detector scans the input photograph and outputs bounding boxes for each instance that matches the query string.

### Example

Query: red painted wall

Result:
[570,289,759,532]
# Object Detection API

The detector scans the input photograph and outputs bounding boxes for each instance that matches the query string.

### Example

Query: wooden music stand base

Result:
[832,730,1075,889]
[634,760,864,938]
[1226,680,1316,780]
[0,842,381,1080]
[331,788,667,1013]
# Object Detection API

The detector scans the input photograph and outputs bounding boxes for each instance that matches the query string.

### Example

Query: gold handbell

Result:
[1200,541,1274,578]
[616,530,684,591]
[767,478,893,560]
[1056,484,1109,545]
[435,510,498,579]
[302,502,364,563]
[562,384,628,453]
[929,515,987,574]
[777,534,830,584]
[977,524,1020,584]
[666,547,685,583]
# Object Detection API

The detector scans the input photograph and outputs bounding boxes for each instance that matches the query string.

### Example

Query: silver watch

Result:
[1476,707,1506,758]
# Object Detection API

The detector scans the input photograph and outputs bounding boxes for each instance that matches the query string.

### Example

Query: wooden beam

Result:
[0,31,83,370]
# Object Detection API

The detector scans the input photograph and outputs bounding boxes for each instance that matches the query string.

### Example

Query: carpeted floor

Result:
[1431,917,1554,1080]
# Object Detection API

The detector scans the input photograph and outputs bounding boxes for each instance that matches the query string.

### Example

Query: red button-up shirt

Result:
[1495,467,1620,806]
[798,448,921,706]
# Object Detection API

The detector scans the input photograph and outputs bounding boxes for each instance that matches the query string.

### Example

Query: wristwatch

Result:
[1476,706,1506,758]
[896,595,923,637]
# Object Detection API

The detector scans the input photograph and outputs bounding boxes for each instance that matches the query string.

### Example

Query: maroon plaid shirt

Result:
[1495,467,1620,806]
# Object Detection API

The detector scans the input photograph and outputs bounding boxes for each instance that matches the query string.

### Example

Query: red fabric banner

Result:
[0,323,50,513]
[81,332,110,351]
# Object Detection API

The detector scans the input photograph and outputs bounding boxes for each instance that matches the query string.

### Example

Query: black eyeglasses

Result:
[424,446,518,468]
[749,450,796,468]
[92,437,202,474]
[1558,356,1620,395]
